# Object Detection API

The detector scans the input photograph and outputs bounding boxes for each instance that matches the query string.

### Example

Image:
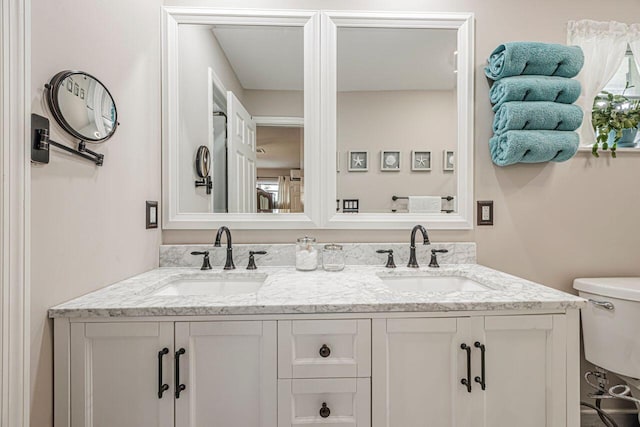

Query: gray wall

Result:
[30,0,162,425]
[337,90,457,212]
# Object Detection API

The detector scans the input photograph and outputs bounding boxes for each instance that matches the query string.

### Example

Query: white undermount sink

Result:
[152,276,266,297]
[379,275,490,293]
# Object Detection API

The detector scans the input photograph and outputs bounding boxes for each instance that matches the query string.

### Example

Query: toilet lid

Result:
[574,277,640,302]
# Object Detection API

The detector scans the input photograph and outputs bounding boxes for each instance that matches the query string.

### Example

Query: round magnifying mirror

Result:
[45,70,118,142]
[195,145,211,178]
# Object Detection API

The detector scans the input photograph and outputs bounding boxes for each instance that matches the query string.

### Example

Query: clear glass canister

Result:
[296,236,318,271]
[322,243,345,271]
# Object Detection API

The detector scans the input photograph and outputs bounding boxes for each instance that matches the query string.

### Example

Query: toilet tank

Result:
[574,278,640,380]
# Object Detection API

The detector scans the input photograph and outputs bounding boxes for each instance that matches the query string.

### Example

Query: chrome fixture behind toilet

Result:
[574,277,640,424]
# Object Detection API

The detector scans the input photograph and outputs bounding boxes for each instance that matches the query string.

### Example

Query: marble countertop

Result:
[49,264,585,318]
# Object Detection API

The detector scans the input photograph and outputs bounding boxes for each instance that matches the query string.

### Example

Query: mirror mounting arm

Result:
[31,115,104,166]
[194,176,212,194]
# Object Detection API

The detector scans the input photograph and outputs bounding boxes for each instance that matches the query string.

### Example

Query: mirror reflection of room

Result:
[336,27,458,214]
[256,125,304,213]
[178,24,304,214]
[57,73,116,140]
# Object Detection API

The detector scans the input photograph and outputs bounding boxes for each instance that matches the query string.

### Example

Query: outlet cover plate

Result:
[477,201,493,226]
[146,201,158,229]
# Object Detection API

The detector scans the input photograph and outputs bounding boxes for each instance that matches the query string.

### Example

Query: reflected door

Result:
[227,91,257,213]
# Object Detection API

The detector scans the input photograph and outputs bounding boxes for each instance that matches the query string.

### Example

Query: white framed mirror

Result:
[162,8,474,230]
[320,11,475,229]
[162,8,321,229]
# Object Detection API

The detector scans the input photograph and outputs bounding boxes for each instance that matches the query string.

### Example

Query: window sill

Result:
[578,145,640,153]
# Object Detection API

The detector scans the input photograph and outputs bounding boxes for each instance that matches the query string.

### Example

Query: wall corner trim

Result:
[1,0,31,426]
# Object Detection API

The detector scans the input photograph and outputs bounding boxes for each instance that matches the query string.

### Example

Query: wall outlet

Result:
[477,201,493,226]
[146,201,158,229]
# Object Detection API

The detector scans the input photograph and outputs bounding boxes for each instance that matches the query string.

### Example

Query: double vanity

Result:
[50,242,585,427]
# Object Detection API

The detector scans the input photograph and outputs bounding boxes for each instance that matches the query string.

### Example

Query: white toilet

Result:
[574,277,640,422]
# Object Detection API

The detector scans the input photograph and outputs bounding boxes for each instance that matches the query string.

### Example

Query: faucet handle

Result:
[376,249,397,269]
[428,249,448,268]
[247,251,267,270]
[191,251,212,270]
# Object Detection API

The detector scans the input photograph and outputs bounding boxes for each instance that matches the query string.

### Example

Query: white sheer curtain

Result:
[277,176,291,211]
[567,20,629,145]
[630,24,640,75]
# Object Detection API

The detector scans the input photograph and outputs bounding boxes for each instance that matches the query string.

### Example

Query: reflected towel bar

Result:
[392,195,454,201]
[391,195,455,213]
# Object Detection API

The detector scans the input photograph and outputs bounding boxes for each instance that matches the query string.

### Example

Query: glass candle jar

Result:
[296,236,318,271]
[322,243,345,271]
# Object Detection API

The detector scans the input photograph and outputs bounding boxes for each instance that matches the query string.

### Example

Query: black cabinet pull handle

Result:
[319,402,331,418]
[460,343,472,393]
[175,348,186,398]
[157,348,169,398]
[319,344,331,358]
[474,342,486,390]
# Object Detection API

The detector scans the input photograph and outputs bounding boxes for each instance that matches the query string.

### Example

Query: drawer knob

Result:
[319,402,331,418]
[319,344,331,358]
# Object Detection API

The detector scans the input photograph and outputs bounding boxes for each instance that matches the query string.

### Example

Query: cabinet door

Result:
[175,321,277,427]
[372,318,473,427]
[478,315,567,427]
[70,322,174,427]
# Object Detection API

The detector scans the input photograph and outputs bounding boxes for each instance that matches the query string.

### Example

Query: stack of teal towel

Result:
[486,42,584,166]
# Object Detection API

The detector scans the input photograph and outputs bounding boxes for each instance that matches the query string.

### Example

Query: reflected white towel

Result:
[408,196,441,213]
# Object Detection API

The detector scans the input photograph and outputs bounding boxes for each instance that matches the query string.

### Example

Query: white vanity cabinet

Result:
[63,320,277,427]
[56,312,578,427]
[278,378,371,427]
[278,319,371,379]
[277,320,371,427]
[371,317,474,427]
[372,314,569,427]
[68,322,175,427]
[174,321,278,427]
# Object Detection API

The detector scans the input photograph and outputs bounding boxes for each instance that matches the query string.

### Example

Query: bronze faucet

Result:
[214,226,235,270]
[407,225,430,268]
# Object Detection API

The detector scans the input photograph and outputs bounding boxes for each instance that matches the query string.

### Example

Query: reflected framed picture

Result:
[380,150,401,171]
[443,150,455,171]
[348,150,368,172]
[411,151,432,171]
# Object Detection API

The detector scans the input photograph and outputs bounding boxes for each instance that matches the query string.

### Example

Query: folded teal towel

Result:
[490,76,581,111]
[489,130,579,166]
[485,42,584,80]
[493,102,583,134]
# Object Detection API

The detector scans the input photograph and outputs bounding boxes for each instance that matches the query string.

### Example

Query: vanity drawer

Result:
[278,378,370,427]
[278,319,371,378]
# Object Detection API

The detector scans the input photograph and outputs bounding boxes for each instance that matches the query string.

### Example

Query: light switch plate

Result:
[477,201,493,226]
